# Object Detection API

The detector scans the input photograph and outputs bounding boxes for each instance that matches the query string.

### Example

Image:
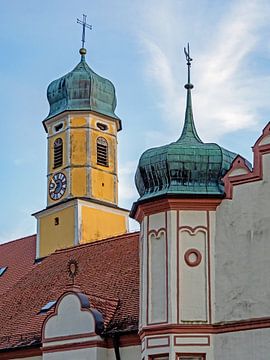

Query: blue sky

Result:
[0,0,270,243]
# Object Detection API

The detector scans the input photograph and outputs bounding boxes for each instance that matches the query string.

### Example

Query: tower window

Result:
[54,123,63,132]
[97,137,109,167]
[53,138,63,168]
[97,122,108,131]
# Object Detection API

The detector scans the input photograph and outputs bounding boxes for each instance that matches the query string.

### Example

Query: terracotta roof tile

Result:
[0,235,36,296]
[0,232,139,350]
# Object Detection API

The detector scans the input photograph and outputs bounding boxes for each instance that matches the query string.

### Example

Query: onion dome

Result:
[134,46,238,202]
[45,48,119,121]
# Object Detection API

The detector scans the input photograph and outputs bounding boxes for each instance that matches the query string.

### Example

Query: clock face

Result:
[49,172,67,200]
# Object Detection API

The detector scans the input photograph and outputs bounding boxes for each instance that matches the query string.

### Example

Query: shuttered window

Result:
[97,137,108,167]
[54,138,63,168]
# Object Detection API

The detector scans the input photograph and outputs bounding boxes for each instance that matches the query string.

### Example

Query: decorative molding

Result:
[179,226,207,235]
[149,353,170,359]
[174,335,210,346]
[42,339,105,353]
[184,248,202,267]
[134,198,222,223]
[148,228,166,237]
[177,222,210,324]
[206,212,212,324]
[139,316,270,338]
[177,210,180,324]
[141,338,145,352]
[147,216,168,326]
[146,335,170,349]
[175,352,206,360]
[42,331,96,344]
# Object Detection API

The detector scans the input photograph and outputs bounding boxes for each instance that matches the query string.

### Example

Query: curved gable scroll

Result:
[223,122,270,199]
[42,290,104,343]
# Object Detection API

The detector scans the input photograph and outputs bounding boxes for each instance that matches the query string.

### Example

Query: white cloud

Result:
[137,0,270,142]
[118,160,138,204]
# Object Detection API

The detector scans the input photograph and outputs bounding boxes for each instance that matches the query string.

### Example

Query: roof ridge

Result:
[51,231,140,255]
[0,234,36,248]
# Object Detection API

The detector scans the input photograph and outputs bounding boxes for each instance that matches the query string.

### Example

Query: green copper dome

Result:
[45,48,119,120]
[135,52,238,201]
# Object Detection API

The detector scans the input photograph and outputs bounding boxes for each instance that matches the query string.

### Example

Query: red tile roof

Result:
[0,232,139,350]
[0,235,36,296]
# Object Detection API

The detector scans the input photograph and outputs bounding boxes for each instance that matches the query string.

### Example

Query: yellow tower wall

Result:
[38,205,75,258]
[48,119,68,174]
[71,167,87,197]
[36,112,127,258]
[90,120,117,204]
[81,204,128,243]
[71,129,87,165]
[91,168,115,203]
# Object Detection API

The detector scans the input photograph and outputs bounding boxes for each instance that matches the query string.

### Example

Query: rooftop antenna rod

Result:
[77,14,92,49]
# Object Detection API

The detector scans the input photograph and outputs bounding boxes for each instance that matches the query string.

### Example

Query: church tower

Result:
[34,17,129,258]
[131,46,239,359]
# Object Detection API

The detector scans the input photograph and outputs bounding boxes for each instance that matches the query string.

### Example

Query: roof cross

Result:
[77,14,92,49]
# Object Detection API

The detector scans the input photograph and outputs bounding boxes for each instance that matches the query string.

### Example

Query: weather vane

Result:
[77,14,92,49]
[184,43,193,87]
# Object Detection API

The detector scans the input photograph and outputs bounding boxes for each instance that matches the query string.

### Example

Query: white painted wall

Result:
[140,216,148,328]
[119,346,140,360]
[142,334,214,360]
[167,210,178,324]
[149,213,166,230]
[142,209,212,327]
[215,153,270,322]
[180,211,207,228]
[43,347,106,360]
[214,328,270,360]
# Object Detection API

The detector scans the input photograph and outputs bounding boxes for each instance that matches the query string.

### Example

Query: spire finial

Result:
[77,14,92,60]
[178,43,202,144]
[184,43,194,90]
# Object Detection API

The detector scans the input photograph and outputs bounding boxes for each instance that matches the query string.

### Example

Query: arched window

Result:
[53,138,63,168]
[96,137,108,167]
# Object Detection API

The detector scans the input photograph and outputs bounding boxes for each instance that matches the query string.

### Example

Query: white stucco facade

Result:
[215,153,270,323]
[135,123,270,360]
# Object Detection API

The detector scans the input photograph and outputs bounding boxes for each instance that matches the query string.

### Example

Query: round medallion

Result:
[49,172,67,200]
[184,248,202,267]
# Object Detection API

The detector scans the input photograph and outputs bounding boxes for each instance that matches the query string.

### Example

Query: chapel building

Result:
[1,31,270,360]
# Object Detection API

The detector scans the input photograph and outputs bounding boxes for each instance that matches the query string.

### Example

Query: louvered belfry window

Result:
[54,138,63,168]
[97,137,109,167]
